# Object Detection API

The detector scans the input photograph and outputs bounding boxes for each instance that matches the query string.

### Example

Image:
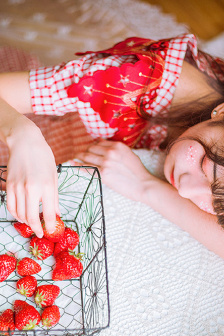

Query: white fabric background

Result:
[99,149,224,336]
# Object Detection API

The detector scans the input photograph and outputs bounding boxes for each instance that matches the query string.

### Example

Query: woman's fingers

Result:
[6,184,18,220]
[25,189,43,238]
[6,182,42,236]
[7,183,58,237]
[41,184,58,234]
[6,170,59,238]
[76,140,129,168]
[14,184,26,223]
[76,151,103,167]
[54,174,60,217]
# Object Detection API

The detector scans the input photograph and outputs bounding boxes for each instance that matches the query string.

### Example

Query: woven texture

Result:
[100,149,224,336]
[1,0,224,335]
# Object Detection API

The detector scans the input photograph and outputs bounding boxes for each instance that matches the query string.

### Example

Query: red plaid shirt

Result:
[29,33,224,150]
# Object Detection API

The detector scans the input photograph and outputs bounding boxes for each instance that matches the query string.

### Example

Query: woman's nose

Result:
[178,173,212,199]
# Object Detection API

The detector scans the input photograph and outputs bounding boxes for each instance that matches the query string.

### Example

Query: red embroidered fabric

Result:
[68,37,168,147]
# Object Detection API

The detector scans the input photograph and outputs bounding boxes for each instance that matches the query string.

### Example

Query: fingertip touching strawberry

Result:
[16,275,37,297]
[13,300,41,330]
[41,305,60,328]
[30,236,54,260]
[17,257,41,276]
[0,309,15,335]
[40,213,65,242]
[0,254,17,282]
[52,251,83,281]
[34,285,60,308]
[54,227,79,257]
[13,222,34,238]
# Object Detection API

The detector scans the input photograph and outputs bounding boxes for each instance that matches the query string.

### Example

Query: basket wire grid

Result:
[0,165,110,336]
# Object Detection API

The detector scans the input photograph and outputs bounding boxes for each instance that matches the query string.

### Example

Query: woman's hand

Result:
[76,139,152,202]
[6,121,60,238]
[0,76,60,238]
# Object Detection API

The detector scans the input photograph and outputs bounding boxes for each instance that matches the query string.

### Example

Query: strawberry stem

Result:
[23,319,39,330]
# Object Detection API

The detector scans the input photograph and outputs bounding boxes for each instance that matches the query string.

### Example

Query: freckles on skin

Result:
[186,145,197,166]
[198,201,214,214]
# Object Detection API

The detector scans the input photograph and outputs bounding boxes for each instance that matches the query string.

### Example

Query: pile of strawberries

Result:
[0,213,83,334]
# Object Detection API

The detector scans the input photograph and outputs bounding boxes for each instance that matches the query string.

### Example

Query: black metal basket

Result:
[0,165,110,336]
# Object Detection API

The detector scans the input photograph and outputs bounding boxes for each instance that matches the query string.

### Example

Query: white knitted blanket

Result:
[100,149,224,336]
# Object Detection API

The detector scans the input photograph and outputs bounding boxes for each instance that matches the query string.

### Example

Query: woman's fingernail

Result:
[37,232,43,238]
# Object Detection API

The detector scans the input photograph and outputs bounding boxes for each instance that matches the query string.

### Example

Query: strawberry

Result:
[0,254,17,282]
[17,257,41,276]
[41,305,60,328]
[54,227,79,256]
[16,275,37,297]
[0,309,15,335]
[40,213,65,242]
[52,251,83,281]
[13,222,34,238]
[13,300,28,313]
[13,300,41,330]
[13,300,29,313]
[30,236,54,260]
[34,285,60,308]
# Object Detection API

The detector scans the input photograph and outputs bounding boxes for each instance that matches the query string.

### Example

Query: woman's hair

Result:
[205,120,224,227]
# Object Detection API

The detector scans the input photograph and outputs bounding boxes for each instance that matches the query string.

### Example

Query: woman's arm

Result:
[76,140,224,259]
[0,72,32,114]
[0,72,60,237]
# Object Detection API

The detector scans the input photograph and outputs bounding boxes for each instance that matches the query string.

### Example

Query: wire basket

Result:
[0,165,110,336]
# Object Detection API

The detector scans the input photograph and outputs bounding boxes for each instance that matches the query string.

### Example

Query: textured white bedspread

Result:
[99,149,224,336]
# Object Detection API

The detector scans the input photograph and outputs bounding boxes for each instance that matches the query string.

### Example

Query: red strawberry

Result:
[16,275,37,297]
[41,305,60,328]
[13,300,41,330]
[30,236,54,260]
[0,309,15,335]
[52,251,83,281]
[13,222,34,238]
[40,213,65,242]
[54,227,79,256]
[17,257,41,276]
[34,285,60,308]
[0,254,17,282]
[13,300,29,313]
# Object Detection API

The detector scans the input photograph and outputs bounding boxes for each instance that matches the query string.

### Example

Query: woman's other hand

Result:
[76,139,152,202]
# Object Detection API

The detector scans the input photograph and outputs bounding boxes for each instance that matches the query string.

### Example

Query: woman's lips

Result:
[170,169,176,188]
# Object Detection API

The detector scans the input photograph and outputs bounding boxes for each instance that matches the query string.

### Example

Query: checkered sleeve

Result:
[29,53,138,139]
[29,61,81,116]
[29,53,137,116]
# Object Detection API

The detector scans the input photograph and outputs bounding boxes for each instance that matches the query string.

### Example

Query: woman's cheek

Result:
[186,145,197,166]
